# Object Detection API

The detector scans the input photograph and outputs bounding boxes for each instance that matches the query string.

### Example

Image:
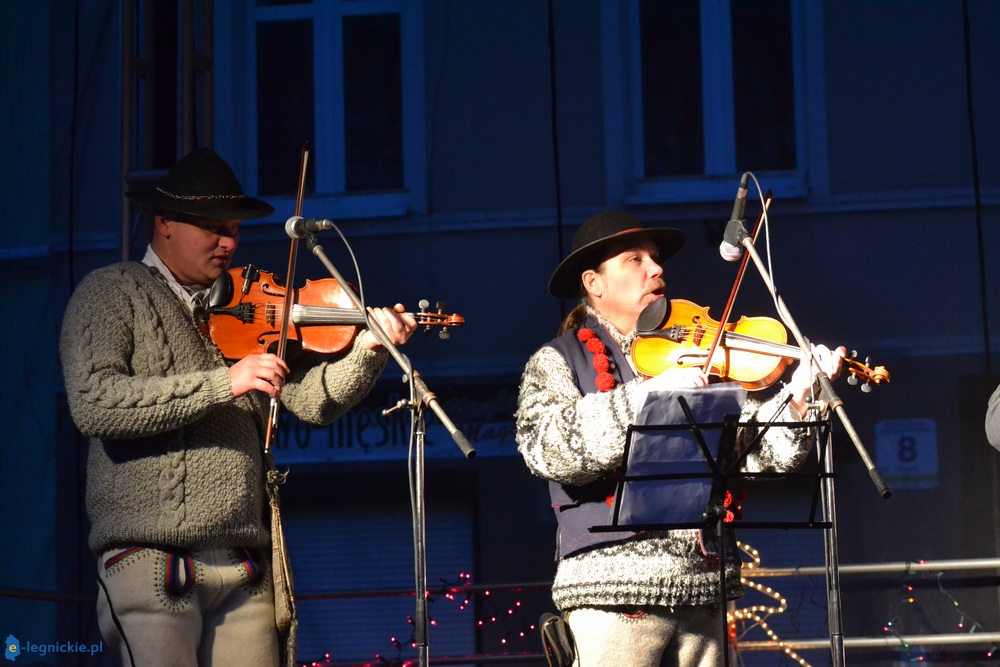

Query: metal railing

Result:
[5,558,997,664]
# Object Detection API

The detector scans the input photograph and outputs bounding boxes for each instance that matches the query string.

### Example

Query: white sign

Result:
[875,419,938,490]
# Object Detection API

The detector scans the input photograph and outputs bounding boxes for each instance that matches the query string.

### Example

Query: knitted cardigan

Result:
[515,309,813,611]
[60,262,389,554]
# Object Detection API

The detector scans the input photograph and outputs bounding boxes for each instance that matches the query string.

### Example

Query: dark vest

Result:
[545,315,637,559]
[545,315,741,564]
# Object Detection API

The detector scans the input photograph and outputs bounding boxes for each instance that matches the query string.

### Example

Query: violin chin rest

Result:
[209,270,234,309]
[637,298,670,332]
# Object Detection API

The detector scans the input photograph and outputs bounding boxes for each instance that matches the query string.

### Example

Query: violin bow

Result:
[700,189,772,377]
[264,142,311,453]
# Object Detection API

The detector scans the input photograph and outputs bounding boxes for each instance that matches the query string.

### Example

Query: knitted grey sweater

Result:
[515,312,813,611]
[60,262,388,554]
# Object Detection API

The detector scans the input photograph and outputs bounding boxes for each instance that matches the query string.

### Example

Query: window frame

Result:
[214,0,426,221]
[601,0,829,207]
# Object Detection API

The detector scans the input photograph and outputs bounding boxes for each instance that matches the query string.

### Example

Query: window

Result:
[602,0,827,205]
[218,0,426,219]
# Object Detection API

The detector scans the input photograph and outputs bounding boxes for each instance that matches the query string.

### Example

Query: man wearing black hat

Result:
[59,148,416,667]
[515,211,844,666]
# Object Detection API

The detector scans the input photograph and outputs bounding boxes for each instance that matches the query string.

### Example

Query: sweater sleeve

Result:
[515,346,643,486]
[986,383,1000,451]
[59,267,237,440]
[279,338,390,426]
[739,388,815,473]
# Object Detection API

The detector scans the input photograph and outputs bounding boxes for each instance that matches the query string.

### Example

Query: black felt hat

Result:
[125,147,274,220]
[548,211,685,299]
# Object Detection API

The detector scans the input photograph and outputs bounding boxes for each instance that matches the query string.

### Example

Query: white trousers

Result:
[566,605,725,667]
[96,545,279,667]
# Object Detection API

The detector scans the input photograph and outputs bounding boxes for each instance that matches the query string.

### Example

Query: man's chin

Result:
[204,265,229,285]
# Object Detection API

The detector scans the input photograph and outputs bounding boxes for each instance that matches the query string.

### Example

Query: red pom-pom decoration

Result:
[578,327,617,392]
[596,372,616,392]
[722,489,743,522]
[592,353,610,373]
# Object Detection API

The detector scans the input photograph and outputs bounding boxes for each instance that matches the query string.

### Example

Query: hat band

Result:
[156,186,247,201]
[614,227,644,236]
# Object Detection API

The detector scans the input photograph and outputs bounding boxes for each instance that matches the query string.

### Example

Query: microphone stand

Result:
[731,231,890,499]
[730,224,892,667]
[301,231,476,667]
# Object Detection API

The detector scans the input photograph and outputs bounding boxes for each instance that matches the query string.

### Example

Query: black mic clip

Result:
[723,217,749,246]
[719,172,750,262]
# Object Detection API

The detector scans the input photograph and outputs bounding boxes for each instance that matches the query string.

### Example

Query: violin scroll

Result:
[843,351,891,393]
[417,299,465,339]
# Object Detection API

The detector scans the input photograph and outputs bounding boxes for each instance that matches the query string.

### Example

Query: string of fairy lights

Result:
[301,551,995,666]
[730,540,814,667]
[882,569,995,663]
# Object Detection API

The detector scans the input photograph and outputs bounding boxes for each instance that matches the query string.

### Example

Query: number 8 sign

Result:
[875,419,938,490]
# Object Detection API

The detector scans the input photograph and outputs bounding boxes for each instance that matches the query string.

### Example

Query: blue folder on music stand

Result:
[614,383,747,528]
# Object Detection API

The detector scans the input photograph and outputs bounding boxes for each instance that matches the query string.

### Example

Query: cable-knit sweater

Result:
[515,310,814,611]
[60,262,389,554]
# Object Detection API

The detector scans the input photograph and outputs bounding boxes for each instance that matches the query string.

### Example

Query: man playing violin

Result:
[59,147,416,667]
[515,211,845,666]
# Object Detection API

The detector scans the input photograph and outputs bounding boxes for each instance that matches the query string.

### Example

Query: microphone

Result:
[719,172,750,262]
[285,216,336,239]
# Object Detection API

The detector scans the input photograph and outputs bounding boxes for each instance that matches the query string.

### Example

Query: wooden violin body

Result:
[631,299,890,391]
[632,299,791,390]
[208,265,464,359]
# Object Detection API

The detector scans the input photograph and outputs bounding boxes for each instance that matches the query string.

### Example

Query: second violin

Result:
[631,298,890,392]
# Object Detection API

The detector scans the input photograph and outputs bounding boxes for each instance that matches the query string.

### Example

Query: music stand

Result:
[594,384,833,666]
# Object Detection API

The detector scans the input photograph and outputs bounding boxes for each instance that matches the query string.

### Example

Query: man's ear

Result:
[581,269,603,299]
[152,214,171,240]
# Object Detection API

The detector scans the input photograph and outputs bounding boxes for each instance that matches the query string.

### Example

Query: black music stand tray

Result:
[592,384,833,666]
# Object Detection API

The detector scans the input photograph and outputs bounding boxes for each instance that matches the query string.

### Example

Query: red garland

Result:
[577,327,616,392]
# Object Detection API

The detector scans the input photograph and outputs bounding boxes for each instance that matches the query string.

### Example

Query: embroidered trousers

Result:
[566,605,726,667]
[96,545,279,667]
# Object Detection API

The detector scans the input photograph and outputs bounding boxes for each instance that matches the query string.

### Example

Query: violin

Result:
[207,265,464,360]
[630,299,890,392]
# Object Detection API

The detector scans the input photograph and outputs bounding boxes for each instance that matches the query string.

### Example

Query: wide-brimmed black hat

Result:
[125,147,274,220]
[548,211,685,299]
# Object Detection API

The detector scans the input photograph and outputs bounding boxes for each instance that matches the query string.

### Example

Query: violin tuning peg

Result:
[861,382,873,394]
[847,374,858,386]
[849,349,859,360]
[422,327,433,338]
[418,299,430,311]
[436,300,446,312]
[439,329,450,341]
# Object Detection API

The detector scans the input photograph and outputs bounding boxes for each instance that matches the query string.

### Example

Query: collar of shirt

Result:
[141,245,210,314]
[585,305,640,375]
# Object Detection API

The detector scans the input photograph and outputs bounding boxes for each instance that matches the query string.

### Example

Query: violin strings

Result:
[671,320,867,376]
[242,303,367,325]
[670,321,797,356]
[229,302,453,328]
